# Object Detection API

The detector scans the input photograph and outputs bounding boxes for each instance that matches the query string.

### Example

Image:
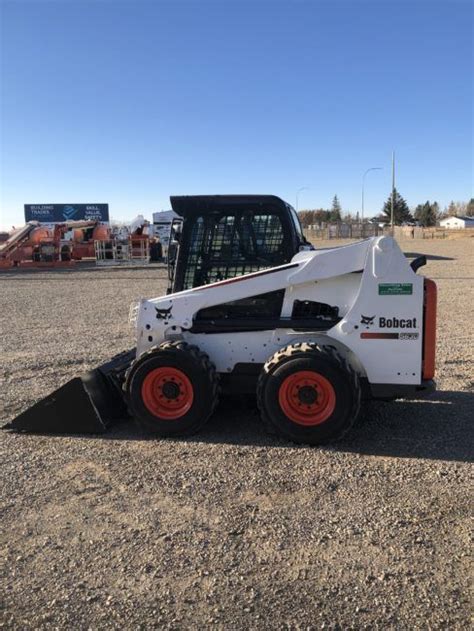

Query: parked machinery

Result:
[4,195,437,446]
[94,216,150,266]
[0,220,110,267]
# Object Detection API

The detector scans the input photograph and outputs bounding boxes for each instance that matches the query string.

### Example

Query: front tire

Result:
[125,341,219,437]
[257,343,361,445]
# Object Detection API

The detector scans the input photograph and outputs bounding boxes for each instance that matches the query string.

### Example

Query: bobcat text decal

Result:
[359,314,419,340]
[379,316,417,328]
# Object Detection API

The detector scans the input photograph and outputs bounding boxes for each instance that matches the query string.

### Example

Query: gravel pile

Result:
[1,239,472,629]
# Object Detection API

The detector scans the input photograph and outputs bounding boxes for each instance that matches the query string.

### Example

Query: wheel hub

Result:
[141,367,194,420]
[162,381,181,400]
[278,370,336,426]
[297,385,318,405]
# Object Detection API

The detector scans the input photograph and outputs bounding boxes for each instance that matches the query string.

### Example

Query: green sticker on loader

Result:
[379,283,413,295]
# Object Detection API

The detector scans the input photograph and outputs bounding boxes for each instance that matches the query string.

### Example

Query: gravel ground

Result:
[1,237,472,629]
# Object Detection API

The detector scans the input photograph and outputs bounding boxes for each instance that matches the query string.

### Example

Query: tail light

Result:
[423,279,437,380]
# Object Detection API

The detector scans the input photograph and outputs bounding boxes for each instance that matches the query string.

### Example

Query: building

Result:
[439,216,474,229]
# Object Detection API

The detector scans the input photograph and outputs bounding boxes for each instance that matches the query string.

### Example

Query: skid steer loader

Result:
[4,195,437,445]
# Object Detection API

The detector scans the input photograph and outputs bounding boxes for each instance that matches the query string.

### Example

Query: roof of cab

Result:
[169,195,289,217]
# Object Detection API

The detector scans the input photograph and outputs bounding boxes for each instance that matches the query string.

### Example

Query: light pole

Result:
[296,187,309,212]
[361,167,382,226]
[391,151,395,235]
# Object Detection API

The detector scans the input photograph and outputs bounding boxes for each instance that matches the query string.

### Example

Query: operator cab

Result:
[168,195,309,294]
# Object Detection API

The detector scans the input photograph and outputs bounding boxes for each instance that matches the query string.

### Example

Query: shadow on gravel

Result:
[98,390,473,464]
[403,253,456,261]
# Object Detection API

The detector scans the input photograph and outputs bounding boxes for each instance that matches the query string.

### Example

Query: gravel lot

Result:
[1,237,472,629]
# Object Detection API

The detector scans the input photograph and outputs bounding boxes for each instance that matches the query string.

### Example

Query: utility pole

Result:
[391,151,395,234]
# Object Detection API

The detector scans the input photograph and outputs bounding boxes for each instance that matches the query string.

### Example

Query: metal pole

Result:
[296,186,309,212]
[391,151,395,233]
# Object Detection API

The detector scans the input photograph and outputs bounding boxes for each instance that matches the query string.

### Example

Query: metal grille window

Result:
[183,211,286,289]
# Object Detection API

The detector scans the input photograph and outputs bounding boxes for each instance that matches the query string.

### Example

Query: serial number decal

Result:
[361,332,419,341]
[399,332,419,340]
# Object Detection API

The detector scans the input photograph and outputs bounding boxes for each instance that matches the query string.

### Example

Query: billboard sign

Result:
[24,204,109,224]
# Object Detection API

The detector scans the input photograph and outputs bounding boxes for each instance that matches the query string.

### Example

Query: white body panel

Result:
[133,237,425,386]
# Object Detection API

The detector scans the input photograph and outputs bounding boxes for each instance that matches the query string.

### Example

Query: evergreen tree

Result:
[330,195,342,222]
[466,198,474,217]
[381,188,412,225]
[414,204,424,223]
[426,203,437,226]
[414,201,438,226]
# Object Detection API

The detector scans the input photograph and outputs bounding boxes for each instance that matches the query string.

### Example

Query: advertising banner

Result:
[24,204,109,223]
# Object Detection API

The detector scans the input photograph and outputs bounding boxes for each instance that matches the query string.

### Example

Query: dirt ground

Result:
[1,237,472,629]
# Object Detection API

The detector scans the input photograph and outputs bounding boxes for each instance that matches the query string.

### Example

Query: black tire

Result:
[257,342,361,445]
[125,341,219,437]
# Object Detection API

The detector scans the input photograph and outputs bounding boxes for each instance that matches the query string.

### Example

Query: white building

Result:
[439,216,474,229]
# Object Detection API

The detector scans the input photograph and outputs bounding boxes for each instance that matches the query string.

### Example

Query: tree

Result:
[330,195,342,222]
[467,198,474,217]
[445,200,468,217]
[314,209,330,224]
[298,208,331,228]
[381,188,412,225]
[298,210,314,228]
[414,201,437,227]
[413,204,423,223]
[447,201,457,216]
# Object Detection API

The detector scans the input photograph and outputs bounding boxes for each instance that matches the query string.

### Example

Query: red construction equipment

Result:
[0,220,110,268]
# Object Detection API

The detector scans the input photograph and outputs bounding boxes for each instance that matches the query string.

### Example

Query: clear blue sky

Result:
[1,0,472,228]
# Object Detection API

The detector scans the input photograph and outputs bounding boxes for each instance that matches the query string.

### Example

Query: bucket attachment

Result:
[3,350,135,435]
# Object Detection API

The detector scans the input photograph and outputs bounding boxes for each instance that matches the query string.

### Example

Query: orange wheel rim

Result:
[278,370,336,426]
[141,367,194,420]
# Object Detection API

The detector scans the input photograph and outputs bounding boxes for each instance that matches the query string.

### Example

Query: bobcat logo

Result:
[155,306,173,320]
[360,314,375,327]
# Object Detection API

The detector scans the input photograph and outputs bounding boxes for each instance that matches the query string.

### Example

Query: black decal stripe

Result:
[361,332,399,340]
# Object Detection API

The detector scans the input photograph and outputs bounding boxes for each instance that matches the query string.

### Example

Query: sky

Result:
[0,0,472,229]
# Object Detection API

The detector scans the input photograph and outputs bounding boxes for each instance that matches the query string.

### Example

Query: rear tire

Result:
[257,343,361,445]
[125,341,219,437]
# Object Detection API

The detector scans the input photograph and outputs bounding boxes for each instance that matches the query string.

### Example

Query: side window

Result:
[182,210,287,289]
[250,214,284,256]
[183,216,206,289]
[287,204,304,242]
[209,215,239,259]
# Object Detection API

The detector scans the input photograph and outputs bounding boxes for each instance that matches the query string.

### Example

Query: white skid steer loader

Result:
[5,195,437,445]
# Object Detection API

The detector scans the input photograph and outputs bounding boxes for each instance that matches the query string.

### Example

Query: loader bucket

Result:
[3,350,135,435]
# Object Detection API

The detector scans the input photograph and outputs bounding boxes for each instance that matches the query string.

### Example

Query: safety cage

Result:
[168,195,306,294]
